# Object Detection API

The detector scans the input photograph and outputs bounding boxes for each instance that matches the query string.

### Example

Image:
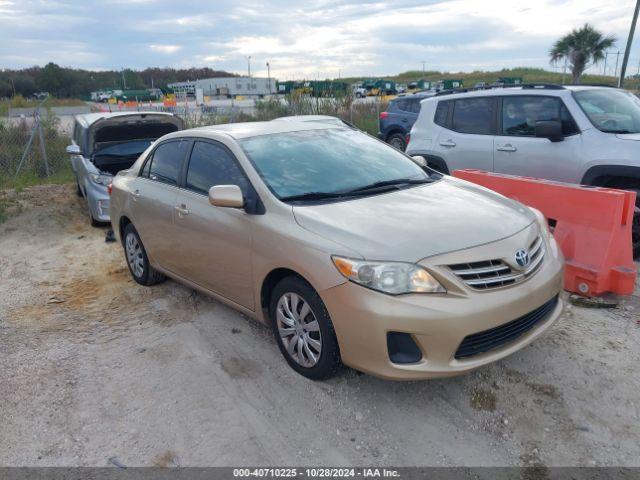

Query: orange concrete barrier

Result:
[453,169,636,296]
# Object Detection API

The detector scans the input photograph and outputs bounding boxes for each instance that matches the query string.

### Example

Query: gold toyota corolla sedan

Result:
[110,121,564,381]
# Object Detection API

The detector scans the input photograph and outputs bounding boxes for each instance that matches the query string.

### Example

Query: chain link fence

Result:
[0,94,387,189]
[0,112,71,187]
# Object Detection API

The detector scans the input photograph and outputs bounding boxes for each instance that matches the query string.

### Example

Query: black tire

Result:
[387,132,407,151]
[122,223,166,286]
[605,181,640,259]
[269,276,341,380]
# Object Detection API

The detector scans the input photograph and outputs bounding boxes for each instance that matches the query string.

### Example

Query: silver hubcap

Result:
[276,292,322,367]
[125,232,145,278]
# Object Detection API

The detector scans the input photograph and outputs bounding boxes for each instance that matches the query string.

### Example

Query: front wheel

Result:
[269,276,341,380]
[387,132,407,151]
[123,223,166,286]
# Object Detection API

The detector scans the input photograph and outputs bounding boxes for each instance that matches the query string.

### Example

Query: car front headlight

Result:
[89,173,113,186]
[332,256,446,295]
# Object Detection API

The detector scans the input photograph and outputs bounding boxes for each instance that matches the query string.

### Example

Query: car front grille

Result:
[454,295,559,359]
[448,236,545,290]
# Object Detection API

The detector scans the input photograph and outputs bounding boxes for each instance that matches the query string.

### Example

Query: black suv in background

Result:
[378,92,435,150]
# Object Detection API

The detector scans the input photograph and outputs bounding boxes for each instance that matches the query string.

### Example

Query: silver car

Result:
[67,112,184,225]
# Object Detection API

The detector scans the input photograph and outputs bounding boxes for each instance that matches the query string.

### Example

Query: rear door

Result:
[493,95,582,182]
[432,96,496,172]
[171,140,255,309]
[130,138,191,269]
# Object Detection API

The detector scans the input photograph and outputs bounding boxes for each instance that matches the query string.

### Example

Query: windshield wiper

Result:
[605,129,635,134]
[280,191,348,202]
[345,177,433,193]
[281,177,434,203]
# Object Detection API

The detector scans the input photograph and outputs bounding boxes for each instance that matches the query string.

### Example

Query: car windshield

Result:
[240,128,430,200]
[573,89,640,133]
[93,140,154,157]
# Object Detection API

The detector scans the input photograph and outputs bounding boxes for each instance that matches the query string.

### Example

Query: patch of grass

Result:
[0,164,74,191]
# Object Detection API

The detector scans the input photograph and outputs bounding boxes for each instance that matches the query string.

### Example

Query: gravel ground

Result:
[1,184,639,467]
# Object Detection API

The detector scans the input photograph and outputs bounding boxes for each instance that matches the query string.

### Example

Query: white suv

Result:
[406,84,640,257]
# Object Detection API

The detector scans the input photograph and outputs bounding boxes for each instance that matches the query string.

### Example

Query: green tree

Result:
[550,24,616,84]
[37,62,65,96]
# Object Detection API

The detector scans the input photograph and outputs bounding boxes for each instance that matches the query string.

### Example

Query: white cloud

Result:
[149,44,182,54]
[1,0,638,78]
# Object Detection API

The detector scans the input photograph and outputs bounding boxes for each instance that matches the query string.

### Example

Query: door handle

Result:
[401,118,408,123]
[132,189,141,200]
[439,140,456,147]
[174,204,190,217]
[497,144,517,152]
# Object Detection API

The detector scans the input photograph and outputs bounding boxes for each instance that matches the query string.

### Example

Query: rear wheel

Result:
[269,276,341,380]
[387,132,407,151]
[123,223,166,286]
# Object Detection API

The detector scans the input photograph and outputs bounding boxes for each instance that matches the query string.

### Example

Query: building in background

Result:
[167,76,276,98]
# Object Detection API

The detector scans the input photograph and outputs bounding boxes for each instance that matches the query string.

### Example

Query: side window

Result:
[451,98,494,134]
[502,96,579,136]
[185,141,250,196]
[73,123,83,152]
[434,100,450,127]
[140,155,152,178]
[395,99,408,112]
[147,140,189,186]
[408,99,422,114]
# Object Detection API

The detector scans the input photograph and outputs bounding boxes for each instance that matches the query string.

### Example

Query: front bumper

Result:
[85,181,111,222]
[320,227,564,380]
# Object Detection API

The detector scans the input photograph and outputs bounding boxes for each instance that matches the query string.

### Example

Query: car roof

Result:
[423,85,620,102]
[169,120,345,140]
[272,115,343,122]
[74,111,177,128]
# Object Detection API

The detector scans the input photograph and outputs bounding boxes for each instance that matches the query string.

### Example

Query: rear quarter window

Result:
[434,100,450,127]
[451,97,494,135]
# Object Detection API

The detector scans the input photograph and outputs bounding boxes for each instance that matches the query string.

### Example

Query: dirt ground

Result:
[1,184,639,467]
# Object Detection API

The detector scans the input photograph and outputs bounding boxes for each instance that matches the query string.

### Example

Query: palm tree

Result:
[550,24,616,84]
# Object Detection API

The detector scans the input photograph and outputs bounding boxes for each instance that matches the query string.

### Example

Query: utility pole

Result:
[121,69,127,89]
[614,51,621,78]
[421,60,426,78]
[562,56,567,84]
[603,52,609,75]
[620,0,640,87]
[266,61,271,94]
[246,56,252,78]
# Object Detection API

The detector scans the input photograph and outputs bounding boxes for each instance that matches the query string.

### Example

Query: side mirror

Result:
[66,144,81,155]
[535,120,563,142]
[411,155,428,167]
[209,185,245,208]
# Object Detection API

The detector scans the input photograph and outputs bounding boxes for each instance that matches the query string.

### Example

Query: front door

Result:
[493,95,583,183]
[171,140,255,309]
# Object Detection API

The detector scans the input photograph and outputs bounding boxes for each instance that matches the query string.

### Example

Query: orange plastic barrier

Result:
[453,169,637,296]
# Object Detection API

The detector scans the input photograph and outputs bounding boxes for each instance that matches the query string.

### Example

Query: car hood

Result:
[292,177,535,262]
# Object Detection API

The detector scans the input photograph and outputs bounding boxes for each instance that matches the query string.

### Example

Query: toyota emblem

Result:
[515,249,530,268]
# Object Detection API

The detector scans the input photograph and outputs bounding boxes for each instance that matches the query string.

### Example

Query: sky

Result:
[1,0,639,79]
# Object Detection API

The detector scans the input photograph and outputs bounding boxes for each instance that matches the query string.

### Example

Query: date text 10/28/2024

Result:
[233,468,400,478]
